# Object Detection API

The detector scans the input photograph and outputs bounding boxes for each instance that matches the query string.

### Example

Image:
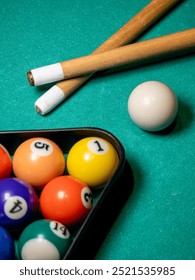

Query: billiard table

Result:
[0,0,194,260]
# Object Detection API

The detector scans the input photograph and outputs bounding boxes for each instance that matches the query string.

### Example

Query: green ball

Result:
[18,219,72,259]
[14,239,20,260]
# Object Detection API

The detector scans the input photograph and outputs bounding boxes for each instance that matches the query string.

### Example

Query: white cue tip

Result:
[35,85,65,115]
[28,63,64,86]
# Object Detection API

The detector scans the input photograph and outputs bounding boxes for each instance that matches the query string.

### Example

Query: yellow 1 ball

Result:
[67,137,119,188]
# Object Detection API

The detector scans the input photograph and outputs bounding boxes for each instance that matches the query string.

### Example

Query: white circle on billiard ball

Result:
[21,238,60,260]
[127,81,178,131]
[49,221,70,239]
[87,138,109,154]
[30,139,53,156]
[4,195,27,220]
[81,187,93,209]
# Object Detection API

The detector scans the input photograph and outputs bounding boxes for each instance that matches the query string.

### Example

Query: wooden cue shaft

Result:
[57,0,181,97]
[59,29,195,79]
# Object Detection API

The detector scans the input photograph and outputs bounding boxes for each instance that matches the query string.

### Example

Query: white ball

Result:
[127,81,178,131]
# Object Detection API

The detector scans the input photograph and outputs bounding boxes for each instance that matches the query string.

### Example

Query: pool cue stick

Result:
[29,29,195,83]
[34,0,181,115]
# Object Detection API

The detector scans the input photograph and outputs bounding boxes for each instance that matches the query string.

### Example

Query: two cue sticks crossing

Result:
[31,0,183,115]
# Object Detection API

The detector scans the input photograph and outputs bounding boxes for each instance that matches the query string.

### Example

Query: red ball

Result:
[0,144,12,179]
[40,175,93,226]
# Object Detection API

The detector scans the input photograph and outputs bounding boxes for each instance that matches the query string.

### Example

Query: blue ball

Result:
[0,178,39,230]
[0,226,15,259]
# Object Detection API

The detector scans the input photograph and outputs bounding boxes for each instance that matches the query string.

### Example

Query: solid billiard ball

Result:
[18,219,72,260]
[13,137,65,189]
[0,178,39,230]
[40,175,93,226]
[67,137,119,187]
[0,226,15,260]
[0,144,12,179]
[128,81,178,131]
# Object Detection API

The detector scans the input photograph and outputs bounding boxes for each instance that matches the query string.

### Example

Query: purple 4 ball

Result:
[0,178,38,230]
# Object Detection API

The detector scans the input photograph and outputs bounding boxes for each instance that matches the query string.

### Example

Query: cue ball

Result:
[13,137,65,189]
[40,175,93,226]
[0,144,12,179]
[67,137,119,187]
[0,178,39,230]
[18,219,72,260]
[0,226,15,260]
[128,81,178,131]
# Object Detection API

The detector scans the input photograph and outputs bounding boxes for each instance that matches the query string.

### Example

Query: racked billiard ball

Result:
[0,144,12,179]
[67,137,119,187]
[0,226,15,260]
[40,175,93,226]
[0,178,39,230]
[18,219,71,260]
[13,137,65,189]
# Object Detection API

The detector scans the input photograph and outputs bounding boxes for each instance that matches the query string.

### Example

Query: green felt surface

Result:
[0,0,194,260]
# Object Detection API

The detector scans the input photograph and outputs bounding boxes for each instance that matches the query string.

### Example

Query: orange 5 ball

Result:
[40,175,93,226]
[13,137,65,189]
